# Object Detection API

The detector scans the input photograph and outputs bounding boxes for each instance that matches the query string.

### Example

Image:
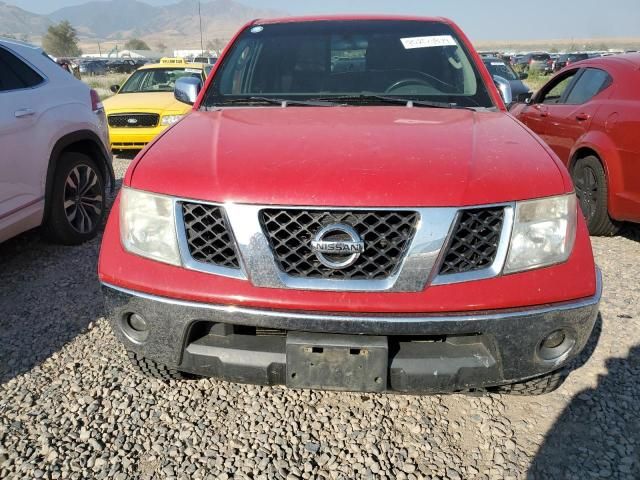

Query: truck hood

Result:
[129,107,570,207]
[103,92,188,114]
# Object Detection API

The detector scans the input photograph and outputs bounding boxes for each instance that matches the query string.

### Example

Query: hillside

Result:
[0,1,50,37]
[48,0,160,38]
[1,0,281,47]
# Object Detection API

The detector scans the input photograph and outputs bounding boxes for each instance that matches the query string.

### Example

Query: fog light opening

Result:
[542,330,566,349]
[121,312,150,343]
[538,329,574,362]
[127,313,148,332]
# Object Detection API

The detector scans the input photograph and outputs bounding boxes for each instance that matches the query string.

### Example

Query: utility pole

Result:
[198,0,204,55]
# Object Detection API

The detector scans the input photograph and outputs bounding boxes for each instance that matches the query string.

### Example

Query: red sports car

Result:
[512,54,640,235]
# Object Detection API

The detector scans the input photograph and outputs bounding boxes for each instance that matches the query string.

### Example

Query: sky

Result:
[8,0,640,41]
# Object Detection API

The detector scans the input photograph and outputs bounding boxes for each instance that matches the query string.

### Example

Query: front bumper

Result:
[108,126,168,150]
[102,268,601,394]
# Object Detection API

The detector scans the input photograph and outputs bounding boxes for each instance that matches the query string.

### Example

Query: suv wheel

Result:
[571,155,619,236]
[44,152,106,245]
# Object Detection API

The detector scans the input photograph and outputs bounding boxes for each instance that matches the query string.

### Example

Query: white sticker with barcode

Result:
[400,35,457,49]
[185,68,201,73]
[491,62,506,66]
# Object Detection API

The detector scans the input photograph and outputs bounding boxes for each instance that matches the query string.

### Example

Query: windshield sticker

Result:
[491,62,506,66]
[185,68,201,73]
[400,35,456,49]
[251,26,264,34]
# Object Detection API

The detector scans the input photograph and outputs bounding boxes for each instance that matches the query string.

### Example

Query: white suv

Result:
[0,38,114,244]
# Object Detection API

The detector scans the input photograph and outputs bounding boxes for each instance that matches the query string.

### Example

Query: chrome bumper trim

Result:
[101,267,601,327]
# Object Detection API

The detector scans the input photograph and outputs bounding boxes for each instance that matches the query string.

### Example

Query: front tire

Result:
[127,352,193,381]
[487,369,568,395]
[43,152,106,245]
[571,155,619,236]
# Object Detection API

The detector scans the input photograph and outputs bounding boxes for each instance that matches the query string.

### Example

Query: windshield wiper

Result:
[217,96,339,107]
[310,94,475,110]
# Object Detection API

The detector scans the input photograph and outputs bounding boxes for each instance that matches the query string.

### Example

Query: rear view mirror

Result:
[519,72,529,80]
[174,77,203,105]
[493,75,513,106]
[110,85,120,93]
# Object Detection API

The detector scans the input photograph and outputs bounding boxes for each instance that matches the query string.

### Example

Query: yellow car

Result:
[103,58,207,151]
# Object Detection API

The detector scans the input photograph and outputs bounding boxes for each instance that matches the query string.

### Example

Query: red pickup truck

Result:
[99,16,600,395]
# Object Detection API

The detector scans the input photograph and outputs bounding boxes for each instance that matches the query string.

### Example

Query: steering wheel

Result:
[385,78,434,94]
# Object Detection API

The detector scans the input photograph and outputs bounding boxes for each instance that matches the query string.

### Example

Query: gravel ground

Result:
[1,156,639,480]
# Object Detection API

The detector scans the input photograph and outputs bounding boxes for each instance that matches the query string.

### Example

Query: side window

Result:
[565,68,611,105]
[0,47,44,92]
[539,71,578,104]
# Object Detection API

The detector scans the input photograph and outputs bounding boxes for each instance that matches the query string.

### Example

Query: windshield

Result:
[484,60,518,81]
[119,67,203,93]
[203,20,494,108]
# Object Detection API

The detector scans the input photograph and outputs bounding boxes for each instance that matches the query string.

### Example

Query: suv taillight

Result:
[90,89,103,112]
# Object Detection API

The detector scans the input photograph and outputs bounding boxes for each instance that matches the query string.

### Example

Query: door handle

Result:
[575,113,590,121]
[15,108,35,118]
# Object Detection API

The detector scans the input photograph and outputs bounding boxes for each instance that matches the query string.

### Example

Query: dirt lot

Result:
[0,156,639,480]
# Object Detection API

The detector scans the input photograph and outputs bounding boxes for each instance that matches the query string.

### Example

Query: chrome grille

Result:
[438,208,505,275]
[181,203,240,269]
[260,209,419,280]
[108,113,159,128]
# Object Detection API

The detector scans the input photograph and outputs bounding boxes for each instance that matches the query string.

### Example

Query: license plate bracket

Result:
[286,332,388,392]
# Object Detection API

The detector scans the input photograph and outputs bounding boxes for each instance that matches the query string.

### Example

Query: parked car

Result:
[102,57,208,151]
[107,59,144,74]
[512,54,640,235]
[100,16,600,395]
[79,60,108,76]
[0,38,114,244]
[529,53,553,74]
[482,57,532,102]
[553,53,589,72]
[193,56,217,65]
[513,53,553,74]
[511,54,524,66]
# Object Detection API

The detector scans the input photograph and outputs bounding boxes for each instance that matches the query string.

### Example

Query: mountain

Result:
[48,0,160,38]
[1,0,282,47]
[50,0,281,44]
[0,1,50,37]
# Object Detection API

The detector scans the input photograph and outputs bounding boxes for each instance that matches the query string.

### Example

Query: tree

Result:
[42,21,81,57]
[124,38,150,50]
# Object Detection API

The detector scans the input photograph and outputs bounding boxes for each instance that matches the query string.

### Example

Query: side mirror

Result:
[493,75,513,106]
[519,72,529,80]
[110,85,120,93]
[174,77,203,105]
[517,92,534,103]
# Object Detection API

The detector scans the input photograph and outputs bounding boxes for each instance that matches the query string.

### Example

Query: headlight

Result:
[161,115,184,126]
[120,187,181,266]
[504,194,577,274]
